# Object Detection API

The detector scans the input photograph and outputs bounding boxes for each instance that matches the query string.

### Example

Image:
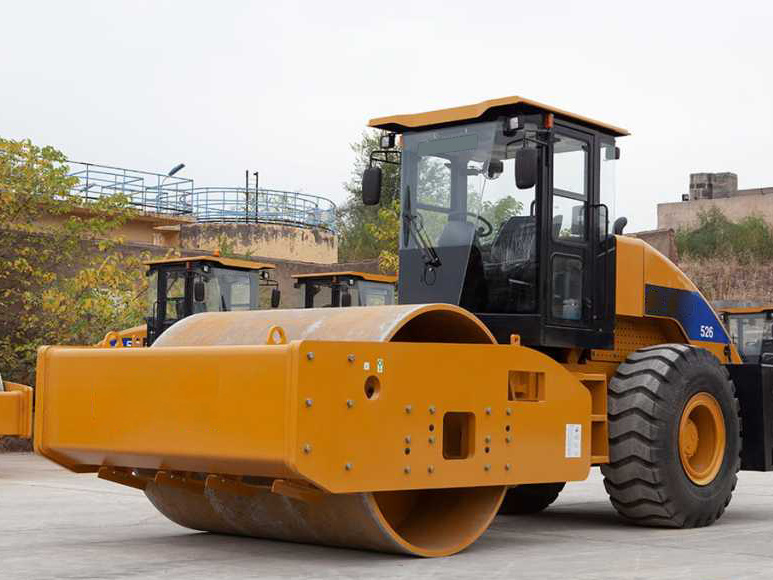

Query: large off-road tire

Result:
[602,344,741,528]
[498,483,565,515]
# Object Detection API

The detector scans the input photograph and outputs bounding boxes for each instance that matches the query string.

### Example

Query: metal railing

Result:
[67,161,194,216]
[188,187,337,231]
[65,162,337,231]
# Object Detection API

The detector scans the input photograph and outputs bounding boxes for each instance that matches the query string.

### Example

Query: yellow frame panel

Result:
[0,382,33,438]
[35,340,591,493]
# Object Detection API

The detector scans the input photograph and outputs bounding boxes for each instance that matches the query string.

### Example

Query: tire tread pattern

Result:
[601,344,741,528]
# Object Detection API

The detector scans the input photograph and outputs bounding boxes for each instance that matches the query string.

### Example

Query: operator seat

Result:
[485,216,537,312]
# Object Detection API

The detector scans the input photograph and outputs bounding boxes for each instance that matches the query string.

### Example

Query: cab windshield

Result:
[197,267,264,312]
[726,313,773,362]
[400,120,538,313]
[358,280,396,306]
[297,278,396,308]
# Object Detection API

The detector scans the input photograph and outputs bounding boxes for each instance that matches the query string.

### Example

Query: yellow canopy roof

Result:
[144,255,275,271]
[292,271,397,284]
[369,96,629,136]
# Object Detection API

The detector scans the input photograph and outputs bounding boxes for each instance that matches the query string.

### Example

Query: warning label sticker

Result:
[565,424,582,458]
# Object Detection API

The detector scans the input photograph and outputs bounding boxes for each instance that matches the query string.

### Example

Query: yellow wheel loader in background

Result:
[292,271,397,308]
[101,253,281,347]
[32,97,772,557]
[715,303,773,364]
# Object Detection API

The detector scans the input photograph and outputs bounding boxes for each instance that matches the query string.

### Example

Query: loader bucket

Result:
[35,304,592,556]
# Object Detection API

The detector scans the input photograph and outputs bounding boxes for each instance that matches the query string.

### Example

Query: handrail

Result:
[65,162,337,231]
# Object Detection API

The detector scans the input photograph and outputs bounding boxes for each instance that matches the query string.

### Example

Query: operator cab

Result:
[718,306,773,364]
[145,255,281,345]
[292,271,397,308]
[362,96,627,349]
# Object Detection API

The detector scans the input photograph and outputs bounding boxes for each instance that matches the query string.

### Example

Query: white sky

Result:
[2,0,772,232]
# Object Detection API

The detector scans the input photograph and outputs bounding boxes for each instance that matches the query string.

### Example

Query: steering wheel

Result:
[449,211,494,238]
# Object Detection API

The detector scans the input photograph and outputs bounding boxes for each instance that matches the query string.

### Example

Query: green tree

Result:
[338,130,400,263]
[0,138,149,384]
[366,198,400,273]
[480,196,523,230]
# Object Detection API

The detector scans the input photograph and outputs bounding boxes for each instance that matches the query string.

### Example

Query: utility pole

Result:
[253,171,259,221]
[245,169,249,223]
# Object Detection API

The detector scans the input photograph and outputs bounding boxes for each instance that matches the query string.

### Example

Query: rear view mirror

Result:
[193,280,206,302]
[362,166,382,206]
[515,148,539,190]
[486,159,504,179]
[271,288,281,308]
[341,291,352,307]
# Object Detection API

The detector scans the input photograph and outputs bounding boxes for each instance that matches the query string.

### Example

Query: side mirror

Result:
[486,159,504,179]
[271,288,281,308]
[515,148,539,190]
[341,291,352,307]
[362,166,382,206]
[193,280,206,302]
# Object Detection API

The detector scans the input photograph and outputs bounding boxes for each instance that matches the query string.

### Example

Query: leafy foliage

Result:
[675,207,773,262]
[338,130,400,264]
[0,138,150,384]
[480,196,523,230]
[366,198,400,273]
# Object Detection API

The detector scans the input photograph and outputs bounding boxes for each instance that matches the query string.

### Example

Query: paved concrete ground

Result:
[2,453,773,580]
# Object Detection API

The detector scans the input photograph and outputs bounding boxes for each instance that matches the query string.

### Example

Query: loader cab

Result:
[364,97,627,349]
[145,255,280,345]
[719,307,773,364]
[292,272,397,308]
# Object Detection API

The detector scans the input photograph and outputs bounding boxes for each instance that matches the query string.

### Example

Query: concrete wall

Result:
[33,208,193,247]
[31,206,339,262]
[180,222,337,265]
[658,192,773,231]
[628,228,678,262]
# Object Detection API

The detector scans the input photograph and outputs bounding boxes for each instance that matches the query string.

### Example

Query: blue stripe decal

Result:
[644,284,729,344]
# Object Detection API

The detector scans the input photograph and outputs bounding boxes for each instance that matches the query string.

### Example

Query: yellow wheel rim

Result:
[678,393,725,486]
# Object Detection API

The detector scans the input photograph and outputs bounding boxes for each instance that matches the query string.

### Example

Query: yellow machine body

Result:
[36,333,591,491]
[597,236,740,367]
[0,381,33,439]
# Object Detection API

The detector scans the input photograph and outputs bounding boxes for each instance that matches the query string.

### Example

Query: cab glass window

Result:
[552,135,588,242]
[551,255,583,321]
[165,270,186,322]
[599,141,617,236]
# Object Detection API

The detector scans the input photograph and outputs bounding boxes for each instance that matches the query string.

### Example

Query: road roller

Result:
[34,96,773,556]
[292,271,397,308]
[99,253,281,348]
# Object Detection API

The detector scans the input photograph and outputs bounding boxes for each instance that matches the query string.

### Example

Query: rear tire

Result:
[498,483,565,515]
[602,344,741,528]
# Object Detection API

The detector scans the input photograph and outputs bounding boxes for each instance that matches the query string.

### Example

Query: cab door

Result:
[542,126,596,345]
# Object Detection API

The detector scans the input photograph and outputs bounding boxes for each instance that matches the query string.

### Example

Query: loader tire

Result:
[601,344,741,528]
[498,483,565,515]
